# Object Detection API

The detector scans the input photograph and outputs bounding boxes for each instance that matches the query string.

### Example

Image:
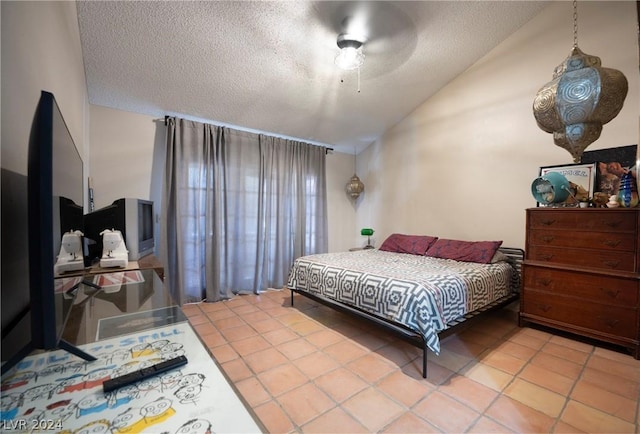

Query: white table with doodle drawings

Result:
[1,269,264,433]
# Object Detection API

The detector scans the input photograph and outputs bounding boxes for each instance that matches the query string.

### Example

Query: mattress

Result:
[286,249,514,354]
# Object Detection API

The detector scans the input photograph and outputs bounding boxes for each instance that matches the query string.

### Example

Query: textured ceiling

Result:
[76,1,549,154]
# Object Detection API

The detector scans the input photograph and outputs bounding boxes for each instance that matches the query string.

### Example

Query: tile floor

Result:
[181,290,640,433]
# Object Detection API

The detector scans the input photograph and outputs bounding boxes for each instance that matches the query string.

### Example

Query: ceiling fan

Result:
[312,1,418,79]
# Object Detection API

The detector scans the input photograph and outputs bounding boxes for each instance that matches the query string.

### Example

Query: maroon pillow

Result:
[379,234,438,255]
[425,239,503,264]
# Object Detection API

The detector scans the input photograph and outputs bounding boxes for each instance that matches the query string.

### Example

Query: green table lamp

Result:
[361,228,374,249]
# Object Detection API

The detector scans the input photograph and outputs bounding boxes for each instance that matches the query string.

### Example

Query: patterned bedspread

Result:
[286,249,514,355]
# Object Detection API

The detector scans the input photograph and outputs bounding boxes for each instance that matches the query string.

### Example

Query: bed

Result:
[286,235,523,378]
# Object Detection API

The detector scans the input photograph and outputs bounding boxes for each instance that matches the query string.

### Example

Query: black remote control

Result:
[102,355,188,393]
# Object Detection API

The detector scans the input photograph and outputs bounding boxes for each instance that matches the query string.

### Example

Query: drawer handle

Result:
[602,260,621,269]
[540,219,556,226]
[537,278,552,286]
[603,220,622,228]
[602,240,622,248]
[541,235,555,243]
[600,288,620,299]
[540,254,554,261]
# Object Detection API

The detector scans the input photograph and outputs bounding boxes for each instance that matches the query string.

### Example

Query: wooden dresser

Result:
[520,208,640,358]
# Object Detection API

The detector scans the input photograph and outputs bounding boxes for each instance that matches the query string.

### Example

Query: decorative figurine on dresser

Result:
[520,207,640,359]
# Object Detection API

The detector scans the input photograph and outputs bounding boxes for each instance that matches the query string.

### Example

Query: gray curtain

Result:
[161,118,328,304]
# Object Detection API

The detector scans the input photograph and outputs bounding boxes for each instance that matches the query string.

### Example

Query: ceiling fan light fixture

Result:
[335,33,365,70]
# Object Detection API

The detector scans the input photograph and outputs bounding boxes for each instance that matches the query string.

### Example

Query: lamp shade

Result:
[533,46,628,162]
[360,228,374,236]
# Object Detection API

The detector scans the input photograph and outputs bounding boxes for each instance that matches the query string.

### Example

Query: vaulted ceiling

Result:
[76,1,549,154]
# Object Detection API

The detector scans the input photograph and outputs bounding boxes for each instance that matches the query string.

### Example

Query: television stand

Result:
[58,339,97,362]
[1,338,96,376]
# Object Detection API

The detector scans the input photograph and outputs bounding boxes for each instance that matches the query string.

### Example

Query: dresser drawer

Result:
[527,245,636,272]
[523,265,638,306]
[528,210,637,232]
[528,229,635,252]
[522,290,637,339]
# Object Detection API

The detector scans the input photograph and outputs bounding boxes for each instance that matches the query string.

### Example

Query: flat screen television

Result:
[1,91,96,375]
[84,198,155,263]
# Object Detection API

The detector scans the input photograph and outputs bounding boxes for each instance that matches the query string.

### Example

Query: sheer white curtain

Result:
[161,118,327,304]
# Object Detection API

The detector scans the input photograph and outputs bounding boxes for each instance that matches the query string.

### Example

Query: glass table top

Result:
[61,268,186,345]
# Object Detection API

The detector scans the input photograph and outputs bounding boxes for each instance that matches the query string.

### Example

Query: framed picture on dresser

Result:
[581,144,638,197]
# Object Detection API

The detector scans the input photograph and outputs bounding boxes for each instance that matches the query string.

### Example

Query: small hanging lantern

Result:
[346,174,364,199]
[532,0,628,163]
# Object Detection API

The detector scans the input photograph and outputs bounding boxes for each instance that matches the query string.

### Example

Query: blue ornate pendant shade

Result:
[533,46,628,163]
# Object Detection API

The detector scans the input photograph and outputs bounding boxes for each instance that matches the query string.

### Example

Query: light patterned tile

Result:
[485,395,555,433]
[508,328,548,350]
[276,338,317,361]
[229,335,271,357]
[467,416,515,433]
[518,362,575,396]
[324,340,369,364]
[342,387,405,433]
[346,353,396,383]
[301,407,368,433]
[381,412,440,433]
[580,366,640,400]
[561,400,636,433]
[413,390,480,433]
[315,367,369,403]
[439,374,499,413]
[548,334,594,353]
[429,347,474,373]
[503,378,566,418]
[295,351,340,379]
[276,382,335,426]
[462,362,513,392]
[530,352,583,380]
[305,329,344,349]
[234,376,272,407]
[482,349,527,375]
[243,347,289,374]
[587,354,640,382]
[541,341,590,365]
[492,340,538,361]
[253,400,295,434]
[593,346,640,367]
[208,343,238,364]
[377,371,434,408]
[257,364,308,397]
[570,379,637,423]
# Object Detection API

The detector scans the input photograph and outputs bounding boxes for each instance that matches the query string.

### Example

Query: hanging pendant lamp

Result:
[346,148,364,199]
[346,174,365,199]
[532,0,628,163]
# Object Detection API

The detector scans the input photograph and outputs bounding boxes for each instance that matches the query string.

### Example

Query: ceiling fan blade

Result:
[312,1,414,44]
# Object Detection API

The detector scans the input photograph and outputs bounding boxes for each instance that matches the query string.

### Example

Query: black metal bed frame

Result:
[290,247,524,378]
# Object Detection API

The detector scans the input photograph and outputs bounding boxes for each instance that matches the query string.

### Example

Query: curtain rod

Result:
[164,116,334,154]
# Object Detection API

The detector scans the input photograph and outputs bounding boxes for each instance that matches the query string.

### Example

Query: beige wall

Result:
[88,106,162,209]
[326,151,359,252]
[356,1,639,250]
[1,1,88,179]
